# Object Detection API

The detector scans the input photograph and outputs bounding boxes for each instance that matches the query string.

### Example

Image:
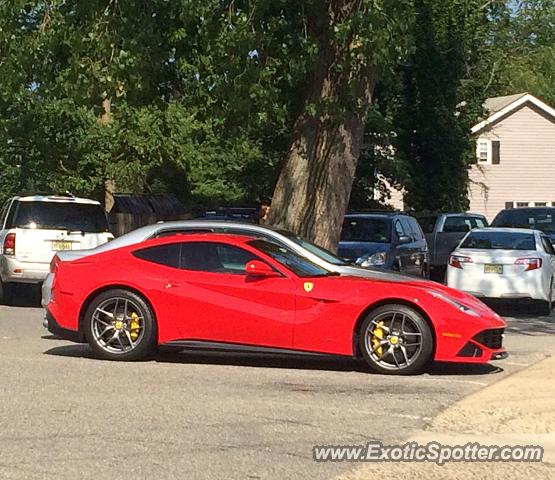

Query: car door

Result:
[166,241,297,348]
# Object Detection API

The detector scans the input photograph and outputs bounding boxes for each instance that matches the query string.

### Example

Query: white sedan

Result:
[447,228,555,314]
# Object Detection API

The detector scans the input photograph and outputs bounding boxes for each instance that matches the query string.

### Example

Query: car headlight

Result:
[357,251,387,267]
[429,291,480,317]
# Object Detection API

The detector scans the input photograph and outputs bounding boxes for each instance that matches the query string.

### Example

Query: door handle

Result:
[165,281,182,289]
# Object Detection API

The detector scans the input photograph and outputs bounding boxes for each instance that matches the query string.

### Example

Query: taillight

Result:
[3,233,15,255]
[50,255,61,274]
[449,255,473,269]
[515,257,542,271]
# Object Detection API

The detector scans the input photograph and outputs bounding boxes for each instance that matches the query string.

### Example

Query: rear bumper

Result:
[446,267,548,301]
[1,256,49,283]
[45,310,85,343]
[41,273,54,308]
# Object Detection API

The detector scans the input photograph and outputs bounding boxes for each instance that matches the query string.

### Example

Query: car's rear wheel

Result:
[540,280,554,316]
[84,289,157,361]
[359,304,433,375]
[0,279,13,306]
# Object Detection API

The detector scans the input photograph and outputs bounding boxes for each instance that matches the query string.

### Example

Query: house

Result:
[468,93,555,220]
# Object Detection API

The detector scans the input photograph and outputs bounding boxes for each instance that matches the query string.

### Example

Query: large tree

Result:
[266,0,411,251]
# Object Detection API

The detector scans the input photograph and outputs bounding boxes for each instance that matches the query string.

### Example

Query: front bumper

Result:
[437,327,507,364]
[1,256,49,284]
[45,310,85,343]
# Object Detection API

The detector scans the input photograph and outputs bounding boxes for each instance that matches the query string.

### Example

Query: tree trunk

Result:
[266,1,376,252]
[267,66,374,252]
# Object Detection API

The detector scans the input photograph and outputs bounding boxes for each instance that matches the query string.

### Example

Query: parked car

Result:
[338,212,429,277]
[0,194,113,304]
[491,207,555,243]
[41,220,423,308]
[446,228,555,314]
[416,213,488,281]
[45,233,506,374]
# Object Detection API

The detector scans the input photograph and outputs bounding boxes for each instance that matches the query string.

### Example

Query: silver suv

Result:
[0,195,113,304]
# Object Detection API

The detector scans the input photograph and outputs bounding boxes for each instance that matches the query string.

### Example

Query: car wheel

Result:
[0,279,13,306]
[359,304,434,375]
[84,289,157,361]
[540,280,553,316]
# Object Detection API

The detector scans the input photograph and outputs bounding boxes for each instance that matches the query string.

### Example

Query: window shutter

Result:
[492,141,500,164]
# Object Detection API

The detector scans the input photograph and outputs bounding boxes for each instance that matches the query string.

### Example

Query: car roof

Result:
[344,212,398,219]
[124,232,261,250]
[14,195,101,205]
[415,212,486,218]
[467,227,541,235]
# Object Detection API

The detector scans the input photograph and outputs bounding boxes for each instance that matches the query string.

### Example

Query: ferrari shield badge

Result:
[304,282,314,293]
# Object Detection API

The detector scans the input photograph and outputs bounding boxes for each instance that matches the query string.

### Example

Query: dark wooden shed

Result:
[108,194,188,237]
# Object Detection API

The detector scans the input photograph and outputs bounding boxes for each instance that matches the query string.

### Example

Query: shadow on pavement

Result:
[43,344,504,376]
[7,284,42,308]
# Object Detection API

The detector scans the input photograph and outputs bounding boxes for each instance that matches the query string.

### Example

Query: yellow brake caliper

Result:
[129,312,141,341]
[371,321,385,357]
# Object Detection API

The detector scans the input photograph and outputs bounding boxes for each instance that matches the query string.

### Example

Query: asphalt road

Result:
[1,300,554,480]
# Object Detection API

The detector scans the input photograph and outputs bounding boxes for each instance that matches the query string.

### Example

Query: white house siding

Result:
[468,103,555,221]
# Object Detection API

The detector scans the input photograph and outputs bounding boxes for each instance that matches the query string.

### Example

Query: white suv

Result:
[0,195,113,304]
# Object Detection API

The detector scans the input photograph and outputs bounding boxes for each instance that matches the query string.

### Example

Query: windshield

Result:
[340,217,391,243]
[461,231,536,250]
[14,201,109,233]
[493,209,555,234]
[278,230,347,266]
[416,216,438,234]
[249,239,333,277]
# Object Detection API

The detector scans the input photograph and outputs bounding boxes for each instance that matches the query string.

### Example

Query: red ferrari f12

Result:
[46,234,507,374]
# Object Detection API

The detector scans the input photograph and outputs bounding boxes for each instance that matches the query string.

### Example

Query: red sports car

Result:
[45,234,507,374]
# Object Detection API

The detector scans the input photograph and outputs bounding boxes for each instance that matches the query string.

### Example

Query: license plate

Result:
[52,241,72,251]
[484,264,503,274]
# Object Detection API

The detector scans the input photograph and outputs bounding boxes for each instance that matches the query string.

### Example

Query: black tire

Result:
[83,289,157,361]
[0,279,13,306]
[359,304,434,375]
[539,280,553,316]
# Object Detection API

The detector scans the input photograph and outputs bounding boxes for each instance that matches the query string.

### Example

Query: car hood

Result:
[337,242,390,262]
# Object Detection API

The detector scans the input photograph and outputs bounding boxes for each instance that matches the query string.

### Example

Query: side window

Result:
[443,217,471,233]
[4,200,17,229]
[541,236,555,255]
[407,217,424,240]
[180,242,259,275]
[0,200,10,228]
[471,217,487,229]
[394,220,406,239]
[132,243,181,268]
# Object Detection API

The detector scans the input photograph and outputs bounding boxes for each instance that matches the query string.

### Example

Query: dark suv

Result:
[492,207,555,243]
[338,211,429,277]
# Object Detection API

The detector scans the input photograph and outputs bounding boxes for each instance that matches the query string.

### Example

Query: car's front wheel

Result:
[84,289,157,361]
[359,304,433,375]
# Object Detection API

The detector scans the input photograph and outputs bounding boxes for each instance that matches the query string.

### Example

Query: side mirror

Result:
[245,260,279,278]
[397,235,411,245]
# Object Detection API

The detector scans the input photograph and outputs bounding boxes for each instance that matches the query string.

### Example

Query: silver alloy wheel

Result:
[91,297,145,354]
[364,311,423,371]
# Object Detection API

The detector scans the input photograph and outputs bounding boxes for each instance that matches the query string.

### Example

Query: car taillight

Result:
[449,255,473,269]
[50,255,61,274]
[515,257,542,271]
[3,233,15,255]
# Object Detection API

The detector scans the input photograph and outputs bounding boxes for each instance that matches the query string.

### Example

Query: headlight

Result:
[357,251,387,267]
[429,291,480,317]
